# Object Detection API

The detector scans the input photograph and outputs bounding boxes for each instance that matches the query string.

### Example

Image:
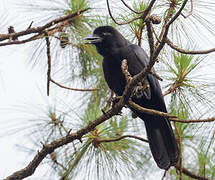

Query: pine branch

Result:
[5,2,212,180]
[50,78,99,92]
[166,38,215,55]
[0,8,90,46]
[120,0,144,14]
[45,32,51,96]
[5,53,213,179]
[146,16,155,56]
[106,0,156,25]
[120,0,189,107]
[153,0,189,60]
[121,58,215,124]
[94,135,149,144]
[181,0,193,18]
[175,164,212,180]
[4,101,123,180]
[128,100,215,123]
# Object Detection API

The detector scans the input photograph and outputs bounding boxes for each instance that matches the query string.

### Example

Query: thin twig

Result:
[27,21,34,29]
[162,170,167,180]
[150,70,163,81]
[175,164,212,180]
[50,78,99,92]
[138,23,145,46]
[128,100,215,123]
[140,0,157,22]
[174,122,183,180]
[45,32,51,96]
[170,117,215,123]
[120,0,143,14]
[0,33,43,46]
[106,0,142,25]
[95,135,149,144]
[138,14,161,46]
[128,100,177,119]
[151,23,161,43]
[106,0,156,25]
[166,38,215,55]
[181,0,193,18]
[163,82,178,96]
[153,0,189,60]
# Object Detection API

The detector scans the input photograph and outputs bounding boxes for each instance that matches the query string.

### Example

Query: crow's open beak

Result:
[84,34,102,44]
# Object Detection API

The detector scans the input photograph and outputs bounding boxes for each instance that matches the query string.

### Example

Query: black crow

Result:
[85,26,179,170]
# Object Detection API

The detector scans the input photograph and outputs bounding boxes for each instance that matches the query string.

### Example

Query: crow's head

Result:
[85,26,129,56]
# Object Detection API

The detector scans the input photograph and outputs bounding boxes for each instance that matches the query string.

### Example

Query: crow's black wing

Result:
[126,44,167,111]
[123,44,179,169]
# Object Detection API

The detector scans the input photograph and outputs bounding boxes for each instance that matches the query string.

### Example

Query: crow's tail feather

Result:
[143,115,179,169]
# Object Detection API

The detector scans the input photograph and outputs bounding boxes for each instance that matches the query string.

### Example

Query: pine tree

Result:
[1,0,215,179]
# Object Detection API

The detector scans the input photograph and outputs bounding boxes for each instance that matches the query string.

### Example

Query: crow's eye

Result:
[103,32,112,36]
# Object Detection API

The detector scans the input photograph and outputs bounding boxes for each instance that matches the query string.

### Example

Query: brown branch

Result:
[146,17,155,57]
[151,23,162,46]
[123,58,162,84]
[95,135,149,144]
[139,15,160,46]
[45,32,51,96]
[128,100,215,123]
[175,164,212,180]
[163,82,178,96]
[119,56,153,105]
[121,59,132,83]
[153,0,189,60]
[174,122,183,180]
[166,38,215,55]
[171,117,215,123]
[0,8,89,42]
[0,33,42,46]
[50,78,99,92]
[0,21,69,47]
[27,21,34,29]
[5,98,125,180]
[150,70,163,81]
[167,0,188,25]
[140,0,157,22]
[106,0,142,25]
[138,14,161,46]
[138,23,145,46]
[120,0,144,14]
[0,9,89,47]
[181,0,193,18]
[128,100,177,118]
[106,0,156,25]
